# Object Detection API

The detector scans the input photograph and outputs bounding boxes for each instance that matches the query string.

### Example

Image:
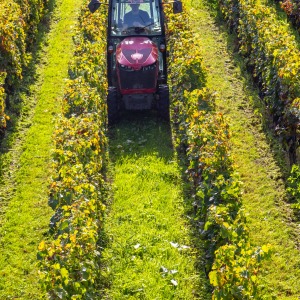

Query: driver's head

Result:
[130,3,140,11]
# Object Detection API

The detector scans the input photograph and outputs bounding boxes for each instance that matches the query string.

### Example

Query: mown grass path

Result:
[187,1,300,298]
[101,114,210,299]
[0,0,84,297]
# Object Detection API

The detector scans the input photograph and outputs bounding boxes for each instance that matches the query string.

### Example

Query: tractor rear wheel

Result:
[107,87,119,125]
[158,84,170,121]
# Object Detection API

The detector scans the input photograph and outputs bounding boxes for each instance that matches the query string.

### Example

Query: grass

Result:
[100,112,211,299]
[186,0,300,298]
[0,0,84,297]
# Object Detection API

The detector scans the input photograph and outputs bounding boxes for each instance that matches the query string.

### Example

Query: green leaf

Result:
[61,268,69,278]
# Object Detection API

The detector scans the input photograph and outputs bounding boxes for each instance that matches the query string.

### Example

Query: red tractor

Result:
[89,0,182,124]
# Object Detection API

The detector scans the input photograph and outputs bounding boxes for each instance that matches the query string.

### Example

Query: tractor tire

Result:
[107,87,119,125]
[158,84,170,121]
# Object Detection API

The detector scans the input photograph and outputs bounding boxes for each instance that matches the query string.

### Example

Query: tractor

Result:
[88,0,182,124]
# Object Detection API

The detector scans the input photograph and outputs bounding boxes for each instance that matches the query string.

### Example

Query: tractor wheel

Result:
[158,84,170,121]
[107,87,119,125]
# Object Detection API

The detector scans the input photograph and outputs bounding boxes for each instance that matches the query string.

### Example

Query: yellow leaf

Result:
[38,240,46,251]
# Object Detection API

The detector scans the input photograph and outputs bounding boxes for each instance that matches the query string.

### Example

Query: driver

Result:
[123,2,151,30]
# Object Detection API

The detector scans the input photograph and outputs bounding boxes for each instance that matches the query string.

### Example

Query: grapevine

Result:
[0,0,49,132]
[166,5,272,298]
[37,5,108,298]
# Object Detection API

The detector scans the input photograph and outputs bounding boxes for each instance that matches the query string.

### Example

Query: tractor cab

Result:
[88,0,182,124]
[109,0,163,36]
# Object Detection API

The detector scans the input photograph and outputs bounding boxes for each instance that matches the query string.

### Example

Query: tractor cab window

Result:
[110,0,162,36]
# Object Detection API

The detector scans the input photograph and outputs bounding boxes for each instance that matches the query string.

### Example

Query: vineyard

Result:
[0,0,299,299]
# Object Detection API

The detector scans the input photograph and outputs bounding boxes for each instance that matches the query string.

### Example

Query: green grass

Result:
[101,113,210,299]
[186,1,300,298]
[0,0,84,297]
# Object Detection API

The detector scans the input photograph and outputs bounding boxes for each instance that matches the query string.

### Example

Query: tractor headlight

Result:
[119,64,133,71]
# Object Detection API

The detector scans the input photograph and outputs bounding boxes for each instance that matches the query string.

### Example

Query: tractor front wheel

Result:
[107,87,119,125]
[158,84,170,121]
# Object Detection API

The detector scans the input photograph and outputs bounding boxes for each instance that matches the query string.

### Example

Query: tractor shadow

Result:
[108,110,174,162]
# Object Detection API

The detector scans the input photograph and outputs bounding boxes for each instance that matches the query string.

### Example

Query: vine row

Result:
[280,0,300,30]
[219,0,300,213]
[287,164,300,210]
[166,6,272,299]
[37,4,108,299]
[219,0,300,165]
[0,0,49,131]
